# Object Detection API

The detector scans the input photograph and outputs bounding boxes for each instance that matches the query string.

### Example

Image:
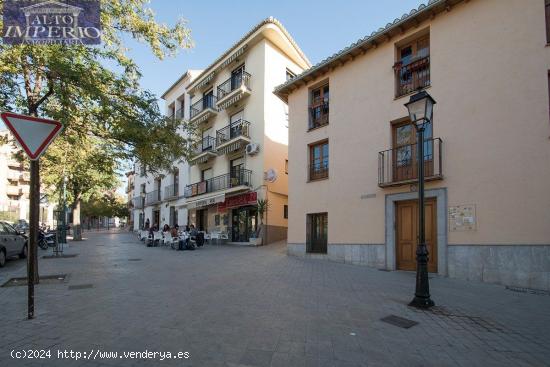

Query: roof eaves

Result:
[274,0,460,100]
[188,17,311,92]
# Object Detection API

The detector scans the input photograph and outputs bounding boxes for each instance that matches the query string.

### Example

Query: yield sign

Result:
[0,112,63,160]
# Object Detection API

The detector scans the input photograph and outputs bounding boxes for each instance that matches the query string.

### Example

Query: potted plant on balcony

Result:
[254,198,269,246]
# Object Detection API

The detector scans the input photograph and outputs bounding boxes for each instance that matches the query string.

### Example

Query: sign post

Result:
[0,112,62,319]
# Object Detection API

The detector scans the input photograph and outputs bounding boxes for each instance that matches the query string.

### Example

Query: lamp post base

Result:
[409,296,435,309]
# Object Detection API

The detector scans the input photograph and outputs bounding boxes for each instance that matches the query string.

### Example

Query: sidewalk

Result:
[0,231,548,366]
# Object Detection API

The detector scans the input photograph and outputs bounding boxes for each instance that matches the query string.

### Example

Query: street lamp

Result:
[405,90,436,309]
[140,191,146,230]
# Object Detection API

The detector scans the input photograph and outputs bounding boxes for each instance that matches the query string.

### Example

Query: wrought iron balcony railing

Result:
[164,184,178,199]
[394,55,430,98]
[145,190,161,205]
[192,136,216,156]
[184,169,252,198]
[309,161,329,181]
[175,107,185,119]
[308,99,329,130]
[378,137,442,187]
[216,119,250,147]
[217,71,251,100]
[190,95,217,119]
[133,196,144,209]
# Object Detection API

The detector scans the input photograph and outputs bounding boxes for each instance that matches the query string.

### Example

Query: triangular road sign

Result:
[0,112,63,160]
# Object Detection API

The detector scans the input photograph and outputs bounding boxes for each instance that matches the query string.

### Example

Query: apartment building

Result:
[275,0,550,290]
[131,70,202,231]
[0,130,54,225]
[125,169,135,228]
[183,18,310,244]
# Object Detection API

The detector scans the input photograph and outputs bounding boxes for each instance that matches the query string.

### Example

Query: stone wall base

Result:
[265,225,287,244]
[287,243,550,291]
[448,245,550,291]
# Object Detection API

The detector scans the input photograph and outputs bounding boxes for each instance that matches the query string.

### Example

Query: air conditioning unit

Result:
[245,143,260,156]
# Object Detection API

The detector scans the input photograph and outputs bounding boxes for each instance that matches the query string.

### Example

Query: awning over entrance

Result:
[184,194,225,210]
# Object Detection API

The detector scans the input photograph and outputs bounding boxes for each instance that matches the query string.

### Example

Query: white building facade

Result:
[132,70,202,231]
[182,18,310,244]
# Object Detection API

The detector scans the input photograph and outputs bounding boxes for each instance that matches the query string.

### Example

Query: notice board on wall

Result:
[448,204,476,232]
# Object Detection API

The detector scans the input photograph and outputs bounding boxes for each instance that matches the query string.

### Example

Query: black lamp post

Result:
[404,90,436,309]
[140,191,146,229]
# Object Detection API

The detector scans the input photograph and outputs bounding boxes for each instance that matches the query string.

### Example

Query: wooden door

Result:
[396,199,437,272]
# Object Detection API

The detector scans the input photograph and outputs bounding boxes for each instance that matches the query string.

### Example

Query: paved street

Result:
[0,231,549,367]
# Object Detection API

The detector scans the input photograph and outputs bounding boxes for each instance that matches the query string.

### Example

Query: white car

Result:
[0,221,27,267]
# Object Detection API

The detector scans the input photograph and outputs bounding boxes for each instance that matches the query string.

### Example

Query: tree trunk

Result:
[72,198,82,240]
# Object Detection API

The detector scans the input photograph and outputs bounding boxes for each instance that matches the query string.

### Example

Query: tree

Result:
[0,0,199,276]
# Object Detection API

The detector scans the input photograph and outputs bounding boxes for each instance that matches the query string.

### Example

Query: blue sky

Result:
[126,0,424,99]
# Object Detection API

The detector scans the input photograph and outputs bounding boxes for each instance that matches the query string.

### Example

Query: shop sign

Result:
[218,192,257,211]
[188,194,224,209]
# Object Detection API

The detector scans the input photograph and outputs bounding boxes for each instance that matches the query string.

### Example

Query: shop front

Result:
[218,192,258,242]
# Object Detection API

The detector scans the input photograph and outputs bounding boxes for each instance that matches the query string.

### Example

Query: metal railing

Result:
[309,161,329,181]
[145,190,161,205]
[192,136,216,156]
[217,71,251,100]
[378,137,442,186]
[175,107,185,119]
[216,119,250,147]
[190,95,217,119]
[132,196,144,209]
[164,184,178,199]
[308,100,329,130]
[394,55,430,97]
[184,169,252,198]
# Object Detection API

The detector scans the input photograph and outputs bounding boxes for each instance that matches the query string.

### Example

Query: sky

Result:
[126,0,425,99]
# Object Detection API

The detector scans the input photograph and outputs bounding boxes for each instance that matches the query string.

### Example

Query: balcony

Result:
[309,161,329,181]
[164,184,179,200]
[20,172,30,181]
[378,138,442,187]
[216,119,251,154]
[132,196,144,209]
[19,186,30,195]
[184,169,252,198]
[145,190,161,206]
[6,185,20,196]
[7,170,20,181]
[189,136,217,166]
[308,98,329,130]
[175,107,185,119]
[190,95,217,124]
[216,71,251,111]
[394,55,430,98]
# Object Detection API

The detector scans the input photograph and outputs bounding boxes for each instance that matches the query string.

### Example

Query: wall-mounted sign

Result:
[449,204,476,232]
[187,194,225,210]
[218,192,257,211]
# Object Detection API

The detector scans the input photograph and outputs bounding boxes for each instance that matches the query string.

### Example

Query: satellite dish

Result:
[265,168,278,183]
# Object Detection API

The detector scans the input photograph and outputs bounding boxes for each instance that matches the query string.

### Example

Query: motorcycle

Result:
[38,229,57,250]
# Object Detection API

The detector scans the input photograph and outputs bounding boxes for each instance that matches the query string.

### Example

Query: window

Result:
[283,205,288,219]
[285,159,288,174]
[203,89,214,109]
[286,68,296,81]
[140,163,146,177]
[394,35,430,97]
[309,84,329,129]
[309,141,329,181]
[173,169,179,196]
[546,0,550,43]
[307,213,327,253]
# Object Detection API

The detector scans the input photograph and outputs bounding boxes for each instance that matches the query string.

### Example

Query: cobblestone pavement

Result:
[0,231,549,367]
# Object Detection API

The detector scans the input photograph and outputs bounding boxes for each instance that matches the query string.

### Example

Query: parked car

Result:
[0,221,27,267]
[14,219,30,234]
